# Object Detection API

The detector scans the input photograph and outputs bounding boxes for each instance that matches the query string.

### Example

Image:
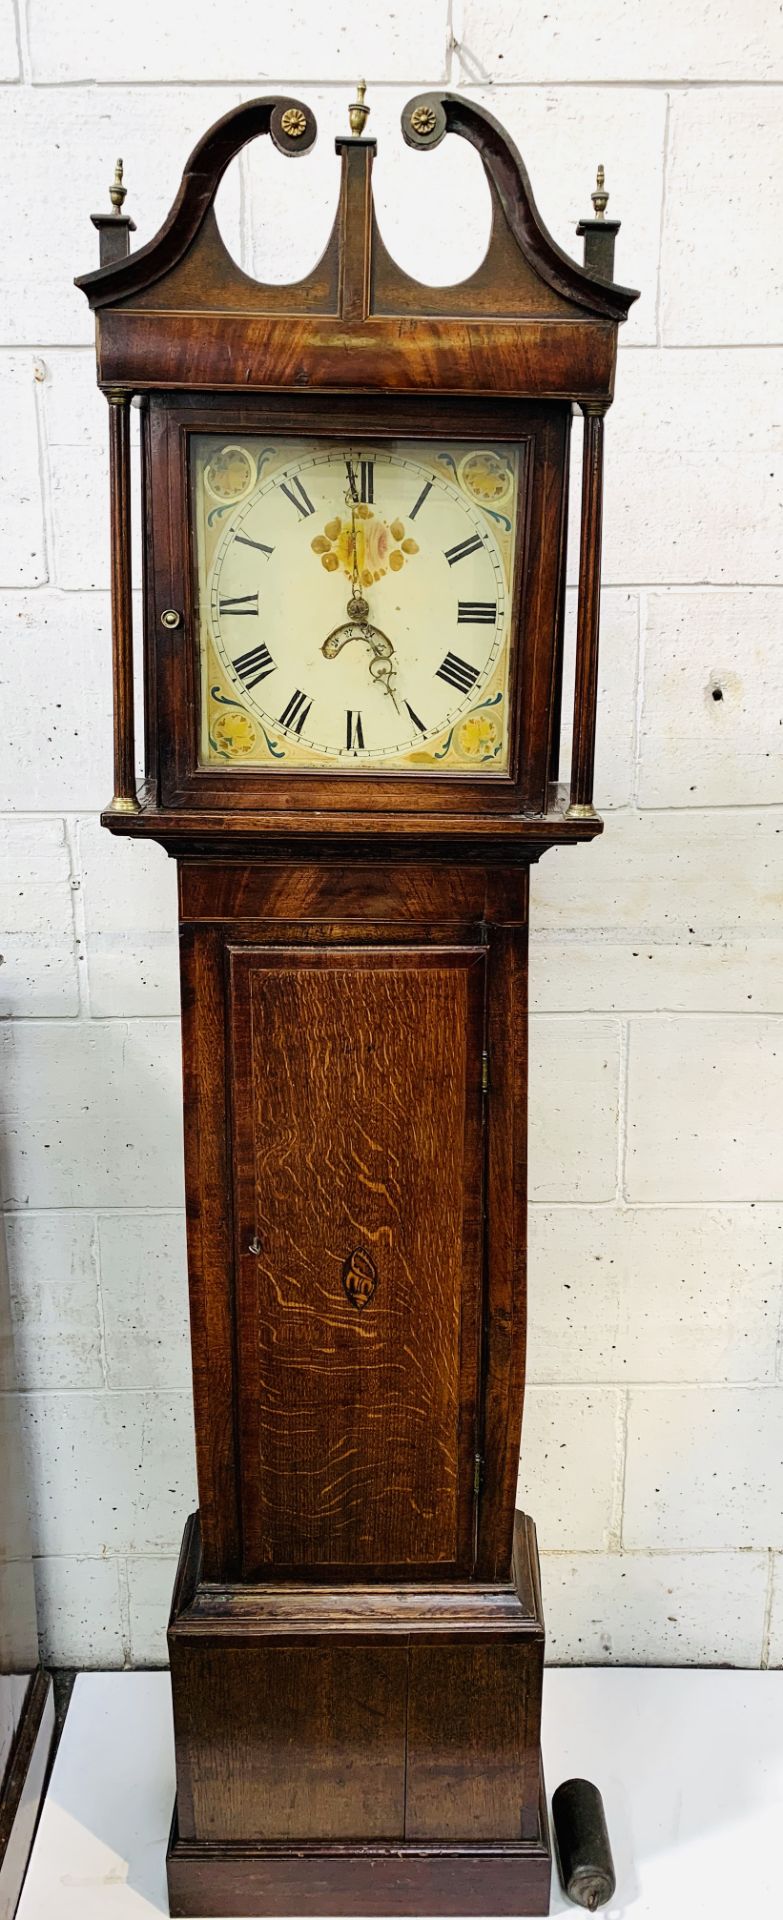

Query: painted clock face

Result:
[192,436,520,774]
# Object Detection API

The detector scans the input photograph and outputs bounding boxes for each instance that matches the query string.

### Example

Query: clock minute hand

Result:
[365,630,399,710]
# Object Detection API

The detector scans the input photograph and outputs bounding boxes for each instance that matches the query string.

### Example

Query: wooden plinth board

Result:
[166,1808,551,1918]
[167,1512,550,1915]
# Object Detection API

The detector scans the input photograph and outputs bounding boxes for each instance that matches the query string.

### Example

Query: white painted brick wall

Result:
[1,0,781,1670]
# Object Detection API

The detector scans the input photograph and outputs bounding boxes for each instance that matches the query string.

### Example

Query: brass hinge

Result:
[474,1452,483,1497]
[481,1050,490,1095]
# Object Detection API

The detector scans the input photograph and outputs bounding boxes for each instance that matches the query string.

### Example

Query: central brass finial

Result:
[348,80,370,137]
[109,158,127,216]
[591,164,609,221]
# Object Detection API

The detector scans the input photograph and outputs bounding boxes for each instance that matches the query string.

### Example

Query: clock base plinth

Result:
[165,1796,551,1917]
[166,1510,550,1917]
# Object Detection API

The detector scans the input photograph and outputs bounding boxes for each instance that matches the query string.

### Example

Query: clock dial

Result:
[193,437,520,773]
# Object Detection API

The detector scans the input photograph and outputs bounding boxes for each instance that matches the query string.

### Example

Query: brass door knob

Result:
[160,608,182,630]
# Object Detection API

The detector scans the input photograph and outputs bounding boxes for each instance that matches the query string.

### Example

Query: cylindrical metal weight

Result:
[552,1777,616,1911]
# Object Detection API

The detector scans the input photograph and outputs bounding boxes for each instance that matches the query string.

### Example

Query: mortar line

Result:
[61,815,92,1020]
[5,1005,783,1030]
[616,1018,630,1202]
[632,586,646,808]
[91,1210,110,1390]
[3,1205,186,1217]
[445,0,458,86]
[608,1387,629,1550]
[12,0,31,83]
[9,796,783,822]
[7,345,783,357]
[6,572,783,591]
[30,358,53,587]
[237,115,253,280]
[761,1551,775,1667]
[5,1197,783,1218]
[10,1007,783,1028]
[654,91,672,346]
[117,1557,132,1668]
[772,1258,783,1386]
[540,1545,776,1558]
[12,75,783,91]
[527,1381,783,1394]
[13,1379,781,1398]
[13,1386,193,1399]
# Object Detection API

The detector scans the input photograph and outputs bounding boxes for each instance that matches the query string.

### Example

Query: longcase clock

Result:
[77,86,637,1919]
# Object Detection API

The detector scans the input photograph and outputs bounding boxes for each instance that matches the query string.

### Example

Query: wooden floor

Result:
[17,1666,783,1917]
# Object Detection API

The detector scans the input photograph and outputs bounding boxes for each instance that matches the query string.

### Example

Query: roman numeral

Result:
[458,600,497,625]
[233,641,276,690]
[280,476,315,518]
[444,533,483,566]
[404,699,427,734]
[346,710,365,752]
[279,689,313,735]
[233,534,274,556]
[219,593,259,616]
[436,652,480,695]
[409,480,432,521]
[359,461,374,504]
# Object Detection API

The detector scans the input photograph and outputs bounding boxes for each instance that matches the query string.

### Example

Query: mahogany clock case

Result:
[75,87,638,1919]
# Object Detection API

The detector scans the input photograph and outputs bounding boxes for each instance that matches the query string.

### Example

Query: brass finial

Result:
[591,165,609,221]
[109,159,127,216]
[348,81,370,137]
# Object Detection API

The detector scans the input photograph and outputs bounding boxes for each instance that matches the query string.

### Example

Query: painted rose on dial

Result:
[311,508,419,585]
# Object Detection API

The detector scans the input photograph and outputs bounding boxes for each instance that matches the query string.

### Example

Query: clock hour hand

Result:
[321,620,367,660]
[321,616,399,710]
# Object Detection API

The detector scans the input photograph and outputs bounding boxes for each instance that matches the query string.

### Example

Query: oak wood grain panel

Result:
[173,1643,406,1842]
[176,1584,536,1643]
[228,945,485,1577]
[476,922,530,1580]
[406,1644,538,1841]
[169,1511,544,1643]
[180,927,240,1577]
